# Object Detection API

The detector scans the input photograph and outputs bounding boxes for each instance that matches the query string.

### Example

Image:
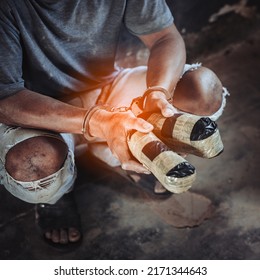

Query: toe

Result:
[51,229,60,243]
[45,231,52,240]
[68,227,81,242]
[154,181,168,194]
[60,229,69,244]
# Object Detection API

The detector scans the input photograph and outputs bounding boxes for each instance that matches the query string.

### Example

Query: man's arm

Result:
[0,89,86,134]
[0,88,154,173]
[88,24,186,172]
[138,23,186,117]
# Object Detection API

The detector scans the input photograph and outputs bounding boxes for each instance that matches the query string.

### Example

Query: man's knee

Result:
[5,136,68,182]
[173,66,223,115]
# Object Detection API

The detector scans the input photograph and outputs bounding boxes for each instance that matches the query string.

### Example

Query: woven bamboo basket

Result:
[128,130,196,194]
[139,113,224,158]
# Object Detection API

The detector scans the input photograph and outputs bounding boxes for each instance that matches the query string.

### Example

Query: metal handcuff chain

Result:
[81,86,171,141]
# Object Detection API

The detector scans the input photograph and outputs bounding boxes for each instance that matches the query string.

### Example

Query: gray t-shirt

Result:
[0,0,173,99]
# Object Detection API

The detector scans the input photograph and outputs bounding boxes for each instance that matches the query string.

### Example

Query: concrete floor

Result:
[0,9,259,260]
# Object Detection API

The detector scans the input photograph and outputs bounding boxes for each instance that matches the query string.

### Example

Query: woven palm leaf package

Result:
[138,112,224,158]
[127,130,196,194]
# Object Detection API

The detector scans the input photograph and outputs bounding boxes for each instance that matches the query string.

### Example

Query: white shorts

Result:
[181,63,229,121]
[96,63,229,121]
[0,126,76,204]
[0,63,229,204]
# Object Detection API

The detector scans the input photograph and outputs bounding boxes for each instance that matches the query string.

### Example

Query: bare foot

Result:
[35,192,82,248]
[44,228,81,244]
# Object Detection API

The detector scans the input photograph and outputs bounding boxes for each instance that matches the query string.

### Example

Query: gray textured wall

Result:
[117,0,259,60]
[166,0,259,32]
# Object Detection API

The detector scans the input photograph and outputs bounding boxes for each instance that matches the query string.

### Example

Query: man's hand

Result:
[143,90,178,117]
[88,108,154,174]
[138,23,186,117]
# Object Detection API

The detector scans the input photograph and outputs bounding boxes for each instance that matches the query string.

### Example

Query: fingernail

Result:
[121,163,127,170]
[143,123,153,130]
[164,108,175,117]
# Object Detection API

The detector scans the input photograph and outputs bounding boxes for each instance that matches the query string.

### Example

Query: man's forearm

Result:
[0,89,86,134]
[146,33,186,93]
[139,24,186,95]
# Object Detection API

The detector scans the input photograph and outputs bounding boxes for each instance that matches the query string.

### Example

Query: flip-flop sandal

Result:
[139,112,224,158]
[128,130,196,194]
[125,170,173,199]
[35,191,82,251]
[85,148,173,199]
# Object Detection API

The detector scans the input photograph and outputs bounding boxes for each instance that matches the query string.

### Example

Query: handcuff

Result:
[82,86,171,141]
